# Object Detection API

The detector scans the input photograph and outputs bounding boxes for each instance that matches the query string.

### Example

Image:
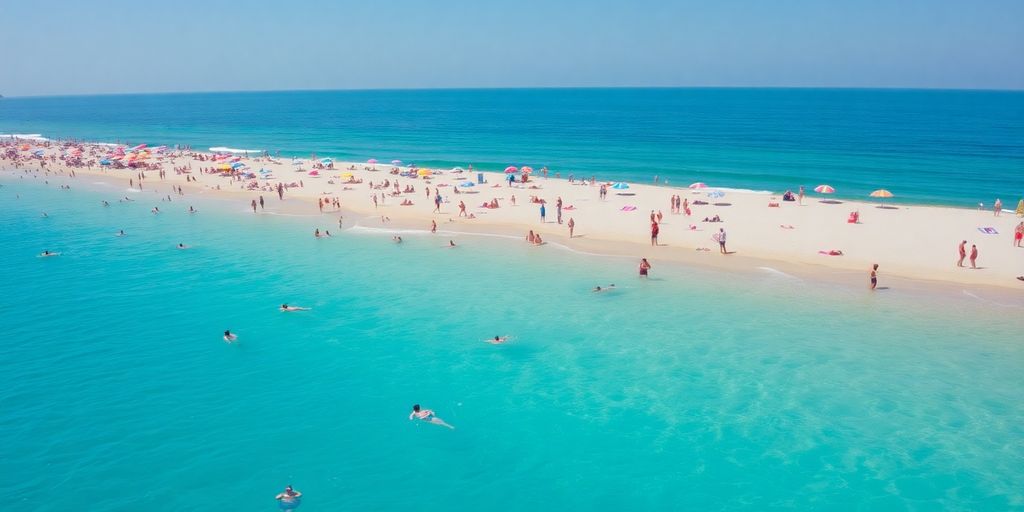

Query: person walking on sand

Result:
[1015,222,1024,247]
[568,217,575,238]
[556,197,563,224]
[798,185,805,205]
[650,221,659,246]
[870,264,878,290]
[717,228,728,254]
[957,240,967,267]
[539,203,546,222]
[458,200,467,217]
[994,198,1002,217]
[431,220,437,234]
[969,244,978,268]
[639,258,651,277]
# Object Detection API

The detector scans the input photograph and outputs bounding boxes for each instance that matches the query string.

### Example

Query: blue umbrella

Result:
[460,181,475,187]
[611,182,630,190]
[231,162,245,169]
[707,190,725,199]
[99,159,111,165]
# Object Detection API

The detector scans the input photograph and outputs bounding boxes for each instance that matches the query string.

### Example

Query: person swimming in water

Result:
[280,304,310,312]
[177,243,189,249]
[409,404,454,429]
[223,330,237,342]
[116,230,125,237]
[151,207,160,214]
[485,335,509,344]
[593,284,616,292]
[448,240,457,247]
[188,206,197,213]
[275,485,302,502]
[393,236,403,243]
[39,250,59,257]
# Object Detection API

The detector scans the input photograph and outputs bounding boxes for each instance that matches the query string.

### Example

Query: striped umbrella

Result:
[814,185,835,194]
[689,182,707,190]
[504,166,518,174]
[870,189,894,206]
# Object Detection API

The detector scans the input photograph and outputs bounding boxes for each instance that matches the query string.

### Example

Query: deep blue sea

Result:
[1,173,1023,510]
[2,88,1022,206]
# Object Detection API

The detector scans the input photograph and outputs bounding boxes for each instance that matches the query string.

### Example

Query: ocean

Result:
[1,88,1022,206]
[0,176,1021,510]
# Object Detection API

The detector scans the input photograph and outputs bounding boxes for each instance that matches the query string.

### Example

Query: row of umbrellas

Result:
[815,184,895,200]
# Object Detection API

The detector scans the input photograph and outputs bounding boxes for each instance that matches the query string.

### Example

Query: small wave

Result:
[757,266,800,279]
[711,187,774,195]
[209,147,263,154]
[95,142,123,147]
[961,290,1024,309]
[1,133,49,141]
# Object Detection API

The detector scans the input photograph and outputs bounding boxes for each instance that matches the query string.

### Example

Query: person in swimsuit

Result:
[177,243,189,249]
[639,258,651,277]
[969,244,978,269]
[280,304,310,311]
[39,250,59,257]
[223,330,237,342]
[957,240,967,267]
[593,284,615,292]
[870,264,878,290]
[409,404,454,429]
[486,335,509,344]
[276,485,302,502]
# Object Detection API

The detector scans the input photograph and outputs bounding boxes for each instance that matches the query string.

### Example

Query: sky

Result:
[1,0,1022,96]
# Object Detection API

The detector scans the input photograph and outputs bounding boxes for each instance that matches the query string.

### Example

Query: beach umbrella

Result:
[504,166,518,174]
[99,159,111,165]
[391,159,402,165]
[418,169,432,176]
[870,189,894,206]
[520,166,534,173]
[707,190,725,199]
[611,182,630,190]
[451,167,465,172]
[367,158,378,164]
[689,182,707,190]
[130,144,146,151]
[32,149,44,156]
[231,162,245,169]
[460,181,475,187]
[814,185,835,194]
[217,163,231,171]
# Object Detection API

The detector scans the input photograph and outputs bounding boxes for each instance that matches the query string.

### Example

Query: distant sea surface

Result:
[2,88,1022,205]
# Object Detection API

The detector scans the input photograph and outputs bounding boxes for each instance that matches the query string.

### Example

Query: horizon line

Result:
[4,84,1023,100]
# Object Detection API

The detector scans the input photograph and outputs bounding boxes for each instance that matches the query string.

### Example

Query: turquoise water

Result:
[1,174,1022,510]
[2,88,1023,206]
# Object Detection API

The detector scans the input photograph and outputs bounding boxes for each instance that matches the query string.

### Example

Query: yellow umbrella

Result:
[1015,199,1023,217]
[870,189,894,198]
[417,169,432,176]
[217,163,231,170]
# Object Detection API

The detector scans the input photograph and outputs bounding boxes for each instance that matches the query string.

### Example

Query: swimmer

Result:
[41,212,48,218]
[275,485,302,502]
[593,284,616,292]
[151,207,160,214]
[223,330,237,343]
[116,230,126,237]
[280,304,310,312]
[177,243,189,249]
[409,404,454,429]
[188,206,197,213]
[39,250,60,257]
[393,236,403,243]
[485,335,509,344]
[102,200,110,207]
[448,240,457,248]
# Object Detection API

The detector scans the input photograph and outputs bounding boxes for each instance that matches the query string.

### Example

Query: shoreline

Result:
[3,138,1023,298]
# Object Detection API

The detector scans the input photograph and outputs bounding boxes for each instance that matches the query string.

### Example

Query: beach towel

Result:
[620,206,637,212]
[978,227,999,235]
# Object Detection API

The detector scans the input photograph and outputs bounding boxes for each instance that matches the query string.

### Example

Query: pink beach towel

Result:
[620,206,637,212]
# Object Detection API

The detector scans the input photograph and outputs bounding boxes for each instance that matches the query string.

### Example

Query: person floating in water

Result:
[276,485,302,503]
[39,250,59,257]
[116,230,125,237]
[177,243,189,250]
[485,335,509,344]
[280,304,310,312]
[223,330,237,343]
[409,404,454,429]
[593,284,616,292]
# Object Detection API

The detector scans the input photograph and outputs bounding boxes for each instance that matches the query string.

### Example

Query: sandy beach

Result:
[3,138,1023,294]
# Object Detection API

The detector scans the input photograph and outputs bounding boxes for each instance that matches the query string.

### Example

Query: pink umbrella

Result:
[814,185,835,194]
[504,166,518,174]
[520,166,534,173]
[367,158,378,164]
[391,159,402,165]
[689,182,707,189]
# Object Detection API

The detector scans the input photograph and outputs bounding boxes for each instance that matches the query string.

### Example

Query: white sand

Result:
[4,140,1024,292]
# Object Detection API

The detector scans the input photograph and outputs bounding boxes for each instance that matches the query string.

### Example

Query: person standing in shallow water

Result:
[870,264,878,290]
[639,258,651,277]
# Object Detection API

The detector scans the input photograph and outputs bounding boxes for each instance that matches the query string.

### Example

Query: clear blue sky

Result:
[2,0,1021,96]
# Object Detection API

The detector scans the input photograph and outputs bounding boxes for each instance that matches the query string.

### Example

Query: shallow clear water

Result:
[2,88,1023,206]
[1,175,1022,510]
